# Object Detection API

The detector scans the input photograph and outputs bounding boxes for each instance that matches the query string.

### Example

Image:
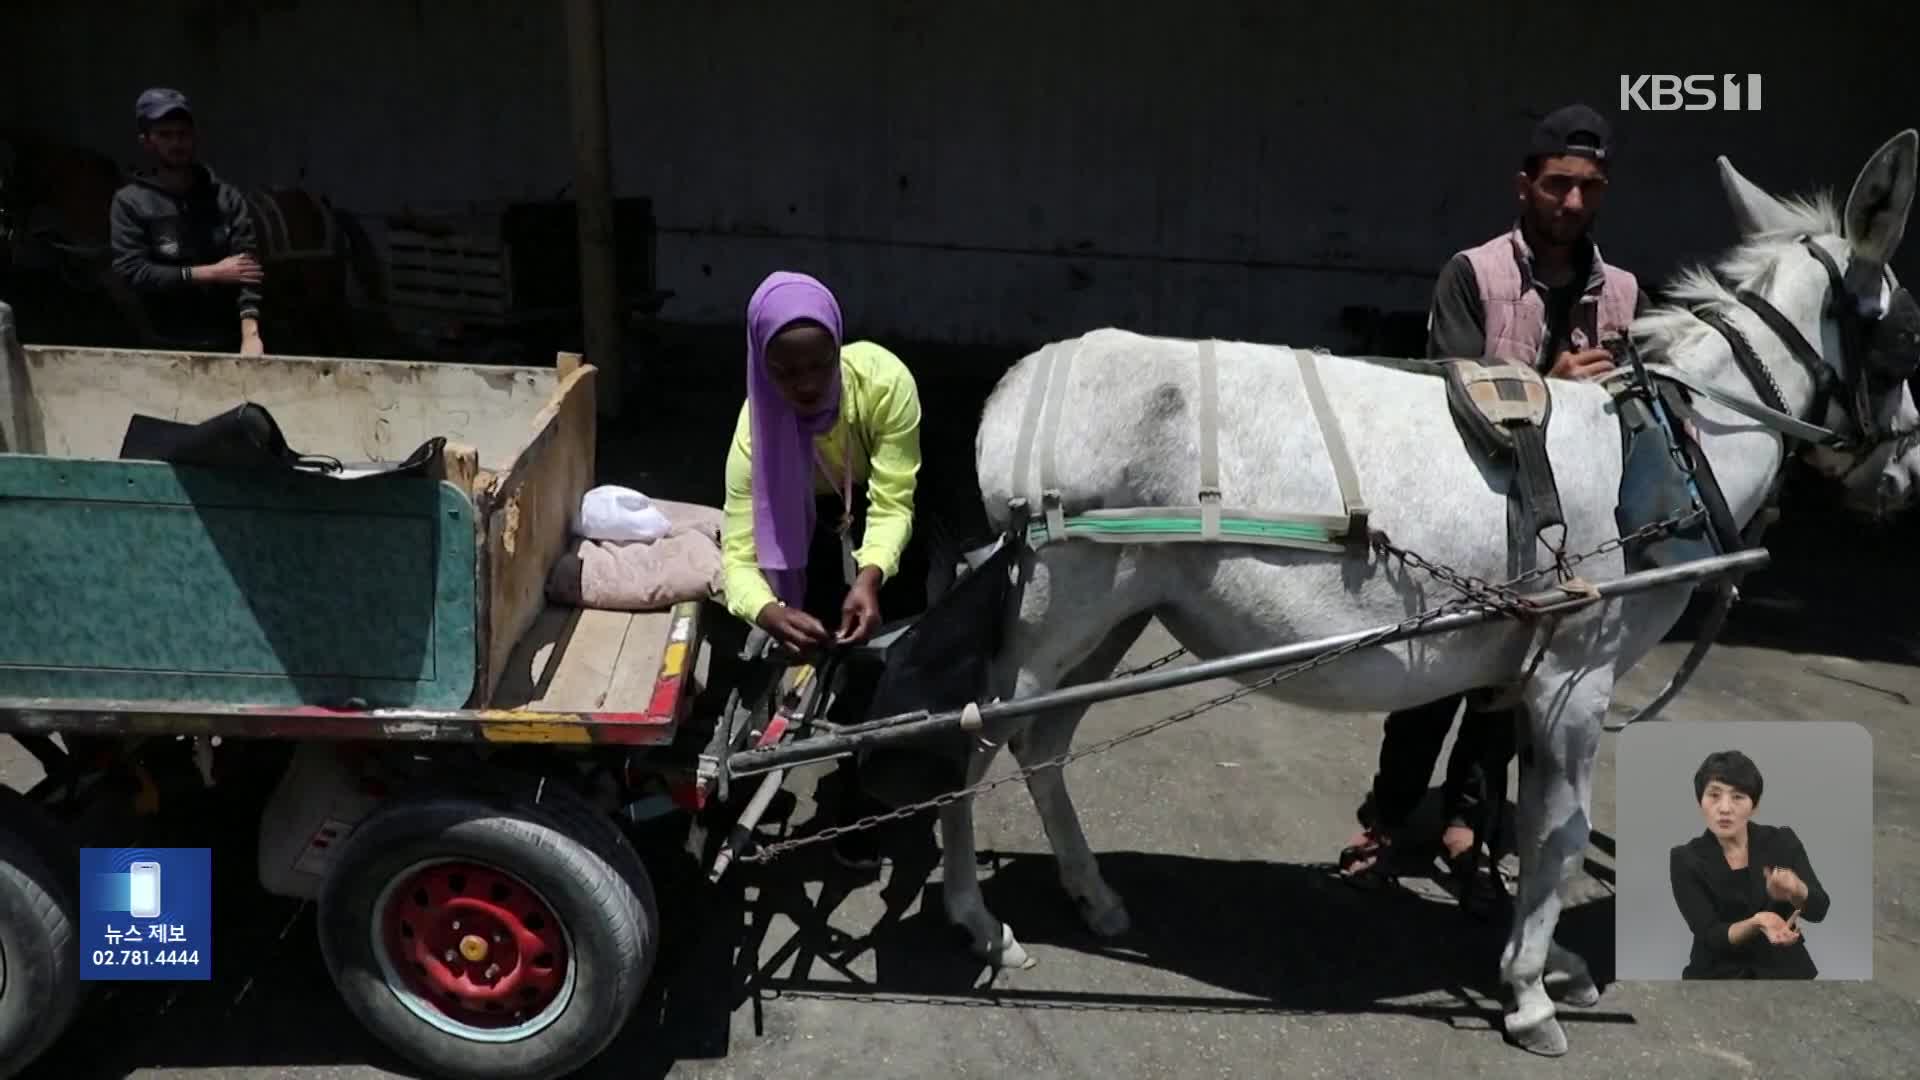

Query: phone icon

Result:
[128,861,162,919]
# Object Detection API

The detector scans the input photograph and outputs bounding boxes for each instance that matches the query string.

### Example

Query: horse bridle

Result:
[1691,235,1920,458]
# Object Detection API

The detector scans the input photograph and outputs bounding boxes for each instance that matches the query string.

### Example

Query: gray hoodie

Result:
[108,162,261,347]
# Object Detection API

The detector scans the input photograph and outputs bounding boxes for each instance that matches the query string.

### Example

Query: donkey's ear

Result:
[1843,129,1918,265]
[1718,156,1798,237]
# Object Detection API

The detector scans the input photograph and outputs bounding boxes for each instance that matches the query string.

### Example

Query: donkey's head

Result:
[1710,131,1920,517]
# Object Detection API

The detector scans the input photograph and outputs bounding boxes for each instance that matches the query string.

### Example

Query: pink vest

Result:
[1461,225,1639,369]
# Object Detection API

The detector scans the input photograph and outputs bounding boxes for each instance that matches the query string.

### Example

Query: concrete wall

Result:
[5,0,1918,351]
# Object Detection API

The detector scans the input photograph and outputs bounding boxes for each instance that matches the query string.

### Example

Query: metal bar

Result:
[709,767,785,883]
[727,548,1770,778]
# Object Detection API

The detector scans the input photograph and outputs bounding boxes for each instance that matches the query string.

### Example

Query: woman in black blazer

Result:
[1668,750,1831,979]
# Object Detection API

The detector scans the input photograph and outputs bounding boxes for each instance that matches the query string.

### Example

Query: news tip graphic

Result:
[78,847,213,981]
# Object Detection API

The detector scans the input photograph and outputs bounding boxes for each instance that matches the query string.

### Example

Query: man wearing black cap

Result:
[1337,104,1651,906]
[108,88,266,355]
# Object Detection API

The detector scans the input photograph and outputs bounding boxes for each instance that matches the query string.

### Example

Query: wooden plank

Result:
[15,345,555,468]
[603,609,672,711]
[437,440,482,501]
[0,699,670,747]
[479,364,597,704]
[491,606,632,713]
[563,0,624,416]
[0,300,40,455]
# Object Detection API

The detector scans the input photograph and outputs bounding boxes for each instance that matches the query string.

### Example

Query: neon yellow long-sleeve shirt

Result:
[720,340,923,624]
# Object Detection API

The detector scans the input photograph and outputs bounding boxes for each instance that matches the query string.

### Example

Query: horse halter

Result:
[1702,235,1920,456]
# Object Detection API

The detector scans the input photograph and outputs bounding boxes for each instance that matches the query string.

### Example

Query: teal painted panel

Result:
[0,455,476,708]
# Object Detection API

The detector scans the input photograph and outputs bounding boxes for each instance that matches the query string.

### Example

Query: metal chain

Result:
[1372,507,1707,612]
[737,506,1705,866]
[1113,647,1187,677]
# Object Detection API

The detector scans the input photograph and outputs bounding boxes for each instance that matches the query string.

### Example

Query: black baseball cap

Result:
[1529,104,1611,164]
[135,88,193,124]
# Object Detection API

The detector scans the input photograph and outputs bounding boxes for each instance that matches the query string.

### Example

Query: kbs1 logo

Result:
[1619,74,1763,112]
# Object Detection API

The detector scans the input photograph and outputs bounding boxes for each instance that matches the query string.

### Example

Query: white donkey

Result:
[945,131,1920,1056]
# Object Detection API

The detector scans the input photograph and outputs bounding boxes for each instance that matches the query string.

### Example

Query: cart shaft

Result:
[726,548,1769,778]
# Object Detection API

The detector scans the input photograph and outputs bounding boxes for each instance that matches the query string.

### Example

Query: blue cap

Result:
[135,88,192,124]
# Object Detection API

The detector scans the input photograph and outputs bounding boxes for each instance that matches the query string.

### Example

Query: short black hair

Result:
[1693,750,1764,806]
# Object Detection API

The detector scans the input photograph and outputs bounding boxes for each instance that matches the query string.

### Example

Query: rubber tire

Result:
[0,803,81,1080]
[316,781,658,1080]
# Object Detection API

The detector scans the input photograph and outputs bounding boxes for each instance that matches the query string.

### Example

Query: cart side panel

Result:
[479,362,595,704]
[9,344,558,470]
[0,456,477,708]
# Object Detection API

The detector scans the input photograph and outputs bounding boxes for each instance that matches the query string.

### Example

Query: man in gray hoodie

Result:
[108,88,266,355]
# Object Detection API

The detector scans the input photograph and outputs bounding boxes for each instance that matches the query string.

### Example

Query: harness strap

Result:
[1599,362,1839,446]
[1008,343,1054,509]
[1196,339,1222,539]
[1296,348,1369,538]
[1036,341,1079,539]
[1732,288,1838,407]
[1694,307,1793,418]
[1030,505,1351,552]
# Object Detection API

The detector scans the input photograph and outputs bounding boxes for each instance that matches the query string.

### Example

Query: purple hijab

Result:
[746,271,846,608]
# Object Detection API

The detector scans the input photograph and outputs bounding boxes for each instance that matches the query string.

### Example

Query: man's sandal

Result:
[1334,827,1398,890]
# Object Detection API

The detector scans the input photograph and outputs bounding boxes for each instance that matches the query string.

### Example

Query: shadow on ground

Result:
[725,790,1625,1041]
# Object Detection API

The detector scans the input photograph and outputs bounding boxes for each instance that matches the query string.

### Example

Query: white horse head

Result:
[1634,129,1920,519]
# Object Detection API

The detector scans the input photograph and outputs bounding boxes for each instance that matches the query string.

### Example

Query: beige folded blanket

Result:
[546,499,727,612]
[649,499,725,542]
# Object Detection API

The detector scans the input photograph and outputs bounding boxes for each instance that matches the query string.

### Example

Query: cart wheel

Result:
[316,783,658,1080]
[0,801,81,1080]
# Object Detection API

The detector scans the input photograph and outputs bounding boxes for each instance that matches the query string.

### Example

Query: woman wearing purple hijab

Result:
[720,271,932,867]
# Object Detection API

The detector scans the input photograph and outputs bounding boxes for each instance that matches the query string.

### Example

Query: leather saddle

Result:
[1439,359,1566,575]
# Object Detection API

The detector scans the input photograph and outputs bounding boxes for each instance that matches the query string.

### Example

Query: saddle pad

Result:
[1442,360,1552,456]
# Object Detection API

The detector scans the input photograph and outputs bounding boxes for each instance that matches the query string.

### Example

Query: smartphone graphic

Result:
[128,861,162,919]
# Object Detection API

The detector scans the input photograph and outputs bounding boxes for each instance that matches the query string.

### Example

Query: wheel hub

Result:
[377,860,571,1035]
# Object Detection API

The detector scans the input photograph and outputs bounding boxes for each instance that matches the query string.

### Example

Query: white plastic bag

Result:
[574,484,671,543]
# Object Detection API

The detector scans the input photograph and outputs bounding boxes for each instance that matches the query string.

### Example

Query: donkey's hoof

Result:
[1505,1012,1569,1057]
[1547,972,1601,1008]
[973,921,1036,970]
[1077,894,1133,939]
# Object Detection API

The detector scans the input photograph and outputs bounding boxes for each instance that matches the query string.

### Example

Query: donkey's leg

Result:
[1500,660,1610,1057]
[938,718,1033,968]
[1007,611,1154,939]
[939,544,1150,968]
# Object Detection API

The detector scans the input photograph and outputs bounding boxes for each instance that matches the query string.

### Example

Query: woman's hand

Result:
[837,567,884,644]
[755,601,830,655]
[1742,910,1802,947]
[1763,865,1809,908]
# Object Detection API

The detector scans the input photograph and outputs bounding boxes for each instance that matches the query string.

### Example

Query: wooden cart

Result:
[0,327,720,1080]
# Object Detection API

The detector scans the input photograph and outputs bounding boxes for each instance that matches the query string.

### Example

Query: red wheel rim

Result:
[377,860,571,1031]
